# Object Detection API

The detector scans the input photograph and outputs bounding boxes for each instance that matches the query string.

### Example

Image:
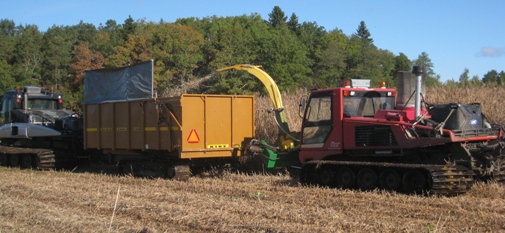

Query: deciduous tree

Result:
[70,43,104,90]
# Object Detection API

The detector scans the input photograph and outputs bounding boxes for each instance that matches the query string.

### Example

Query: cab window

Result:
[344,91,395,117]
[302,92,332,145]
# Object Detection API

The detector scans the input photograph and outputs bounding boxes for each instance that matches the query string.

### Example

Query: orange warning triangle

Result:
[187,129,200,143]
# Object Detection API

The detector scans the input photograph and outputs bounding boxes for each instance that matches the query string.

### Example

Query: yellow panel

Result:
[207,144,230,149]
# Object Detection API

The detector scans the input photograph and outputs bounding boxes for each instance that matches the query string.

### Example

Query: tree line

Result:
[0,6,503,110]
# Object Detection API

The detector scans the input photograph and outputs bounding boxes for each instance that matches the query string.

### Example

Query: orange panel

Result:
[180,94,254,159]
[205,96,232,147]
[232,97,255,148]
[181,96,205,151]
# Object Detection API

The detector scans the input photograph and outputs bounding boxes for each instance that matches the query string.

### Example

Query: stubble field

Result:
[1,85,505,232]
[1,167,504,232]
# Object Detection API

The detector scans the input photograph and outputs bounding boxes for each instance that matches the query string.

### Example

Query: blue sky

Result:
[3,0,504,82]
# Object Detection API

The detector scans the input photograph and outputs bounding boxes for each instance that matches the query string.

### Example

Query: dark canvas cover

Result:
[84,60,153,104]
[428,103,484,130]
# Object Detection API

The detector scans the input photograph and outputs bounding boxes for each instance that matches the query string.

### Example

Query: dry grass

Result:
[1,167,504,233]
[1,86,505,232]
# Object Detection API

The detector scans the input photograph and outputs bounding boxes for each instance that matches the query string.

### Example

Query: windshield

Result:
[343,91,395,117]
[27,99,58,110]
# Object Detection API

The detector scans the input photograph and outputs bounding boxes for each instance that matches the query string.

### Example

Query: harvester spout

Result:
[217,64,297,149]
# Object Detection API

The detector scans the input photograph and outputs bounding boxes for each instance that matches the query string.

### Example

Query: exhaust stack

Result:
[23,89,29,110]
[412,66,424,118]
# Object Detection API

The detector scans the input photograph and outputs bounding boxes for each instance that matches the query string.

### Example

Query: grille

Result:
[355,126,397,147]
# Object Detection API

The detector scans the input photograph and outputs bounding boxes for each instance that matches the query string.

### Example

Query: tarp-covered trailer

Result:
[83,61,255,179]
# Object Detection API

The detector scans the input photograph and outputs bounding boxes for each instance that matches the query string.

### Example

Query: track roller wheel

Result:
[20,155,33,169]
[119,160,138,176]
[357,168,378,191]
[402,169,428,194]
[0,155,8,166]
[379,169,401,191]
[299,164,316,185]
[8,154,19,167]
[163,164,177,179]
[317,167,336,187]
[336,167,356,189]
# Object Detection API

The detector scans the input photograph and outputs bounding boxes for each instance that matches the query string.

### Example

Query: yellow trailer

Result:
[84,94,255,179]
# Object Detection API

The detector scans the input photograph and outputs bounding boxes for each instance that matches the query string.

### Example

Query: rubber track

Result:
[428,165,474,195]
[492,155,505,183]
[173,165,191,181]
[303,160,474,196]
[0,145,55,170]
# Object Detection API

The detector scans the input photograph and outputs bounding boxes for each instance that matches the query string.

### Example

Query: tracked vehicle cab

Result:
[0,86,68,126]
[300,79,398,149]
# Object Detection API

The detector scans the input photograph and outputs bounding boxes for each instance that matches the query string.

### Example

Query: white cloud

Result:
[478,47,505,57]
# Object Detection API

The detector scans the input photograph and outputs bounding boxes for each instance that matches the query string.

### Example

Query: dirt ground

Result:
[0,165,504,233]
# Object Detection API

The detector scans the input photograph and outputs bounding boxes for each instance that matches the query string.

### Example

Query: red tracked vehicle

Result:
[221,65,505,195]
